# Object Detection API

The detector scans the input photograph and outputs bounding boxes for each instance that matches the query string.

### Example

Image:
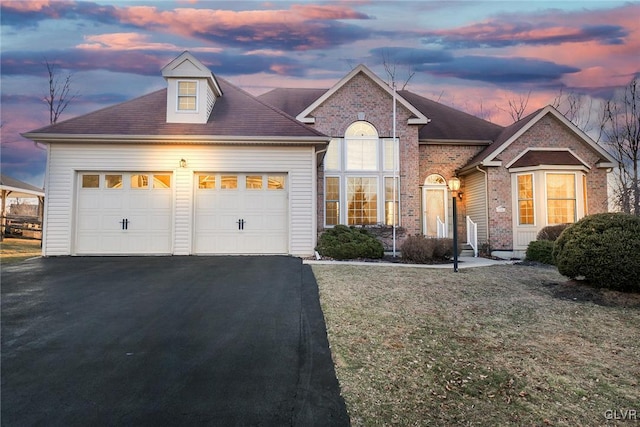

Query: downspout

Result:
[476,165,490,251]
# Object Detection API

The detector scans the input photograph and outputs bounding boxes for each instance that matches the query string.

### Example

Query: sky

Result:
[1,0,639,188]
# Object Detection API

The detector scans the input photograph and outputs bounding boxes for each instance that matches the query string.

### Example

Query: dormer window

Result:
[177,81,197,111]
[162,51,222,123]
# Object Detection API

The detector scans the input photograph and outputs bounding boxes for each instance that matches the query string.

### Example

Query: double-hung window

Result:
[546,173,576,224]
[177,81,197,111]
[517,174,534,225]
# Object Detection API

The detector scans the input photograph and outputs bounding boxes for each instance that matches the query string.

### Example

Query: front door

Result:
[422,174,448,238]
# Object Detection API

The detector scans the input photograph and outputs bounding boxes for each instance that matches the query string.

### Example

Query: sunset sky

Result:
[1,0,639,187]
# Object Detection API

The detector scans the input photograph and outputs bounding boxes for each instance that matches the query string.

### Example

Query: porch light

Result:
[449,176,461,272]
[448,177,461,192]
[179,158,187,168]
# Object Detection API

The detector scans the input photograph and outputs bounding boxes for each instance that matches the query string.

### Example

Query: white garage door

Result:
[194,173,288,254]
[75,172,173,254]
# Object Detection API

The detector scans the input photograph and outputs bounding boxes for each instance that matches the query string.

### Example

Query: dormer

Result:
[161,51,223,124]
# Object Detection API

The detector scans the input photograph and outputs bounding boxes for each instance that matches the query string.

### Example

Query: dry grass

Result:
[0,238,42,265]
[313,264,640,426]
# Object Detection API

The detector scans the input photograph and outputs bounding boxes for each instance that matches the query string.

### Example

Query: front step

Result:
[460,243,475,257]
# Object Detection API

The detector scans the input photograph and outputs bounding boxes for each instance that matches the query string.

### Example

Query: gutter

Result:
[21,132,330,147]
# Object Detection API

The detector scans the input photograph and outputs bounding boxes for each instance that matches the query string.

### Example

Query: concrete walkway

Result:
[304,256,515,269]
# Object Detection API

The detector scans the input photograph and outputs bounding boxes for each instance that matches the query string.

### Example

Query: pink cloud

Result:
[77,33,178,51]
[1,0,62,12]
[110,4,370,50]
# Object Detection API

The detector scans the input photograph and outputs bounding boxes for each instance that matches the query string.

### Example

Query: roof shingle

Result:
[27,78,325,139]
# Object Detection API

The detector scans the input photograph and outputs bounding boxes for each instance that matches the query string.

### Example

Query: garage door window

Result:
[106,175,122,189]
[131,174,149,189]
[82,174,100,188]
[153,174,171,189]
[246,176,263,189]
[268,175,285,190]
[198,175,216,189]
[221,175,237,189]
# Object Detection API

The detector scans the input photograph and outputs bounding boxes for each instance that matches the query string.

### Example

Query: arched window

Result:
[425,174,446,185]
[345,121,378,170]
[324,121,399,227]
[345,121,377,137]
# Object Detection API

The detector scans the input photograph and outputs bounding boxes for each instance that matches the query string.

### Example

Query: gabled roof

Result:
[258,86,501,144]
[161,51,222,97]
[0,174,44,198]
[295,64,429,125]
[461,105,617,172]
[23,77,327,144]
[507,148,590,170]
[398,90,503,143]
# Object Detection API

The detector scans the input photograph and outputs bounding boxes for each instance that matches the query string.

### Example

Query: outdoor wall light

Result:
[179,158,187,168]
[458,191,464,200]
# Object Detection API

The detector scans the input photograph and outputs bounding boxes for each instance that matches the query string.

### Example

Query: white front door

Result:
[75,172,173,254]
[422,176,449,238]
[194,173,288,254]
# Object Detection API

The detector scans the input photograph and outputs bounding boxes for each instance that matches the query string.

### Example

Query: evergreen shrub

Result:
[552,213,640,292]
[525,240,555,265]
[316,225,384,260]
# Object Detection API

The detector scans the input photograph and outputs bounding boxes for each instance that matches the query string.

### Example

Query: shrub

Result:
[316,225,384,260]
[400,235,436,263]
[400,235,462,264]
[525,240,555,265]
[552,213,640,292]
[537,223,570,241]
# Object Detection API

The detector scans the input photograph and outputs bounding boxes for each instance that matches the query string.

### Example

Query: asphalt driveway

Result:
[1,256,349,426]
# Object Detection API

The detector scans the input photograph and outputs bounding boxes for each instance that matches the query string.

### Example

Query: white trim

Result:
[296,64,429,125]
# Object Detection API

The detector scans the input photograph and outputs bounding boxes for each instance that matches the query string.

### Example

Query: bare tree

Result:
[44,59,78,124]
[497,90,532,122]
[552,88,598,135]
[599,77,640,215]
[381,51,415,90]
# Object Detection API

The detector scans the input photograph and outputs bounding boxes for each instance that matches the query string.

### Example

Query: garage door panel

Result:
[103,193,123,208]
[194,173,288,254]
[75,172,173,255]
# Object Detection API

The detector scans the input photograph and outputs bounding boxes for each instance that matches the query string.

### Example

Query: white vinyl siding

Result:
[44,144,316,257]
[464,171,488,245]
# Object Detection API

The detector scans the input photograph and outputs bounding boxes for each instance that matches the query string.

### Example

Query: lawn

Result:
[0,238,42,265]
[313,263,640,426]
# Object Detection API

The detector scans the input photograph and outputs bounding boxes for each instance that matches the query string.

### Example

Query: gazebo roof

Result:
[0,175,44,199]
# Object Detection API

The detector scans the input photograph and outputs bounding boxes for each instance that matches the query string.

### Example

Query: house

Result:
[23,51,615,258]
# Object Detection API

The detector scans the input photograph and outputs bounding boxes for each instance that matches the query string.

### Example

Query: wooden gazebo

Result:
[0,174,44,241]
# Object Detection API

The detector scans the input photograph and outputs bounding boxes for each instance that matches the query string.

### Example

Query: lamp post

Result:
[448,177,461,272]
